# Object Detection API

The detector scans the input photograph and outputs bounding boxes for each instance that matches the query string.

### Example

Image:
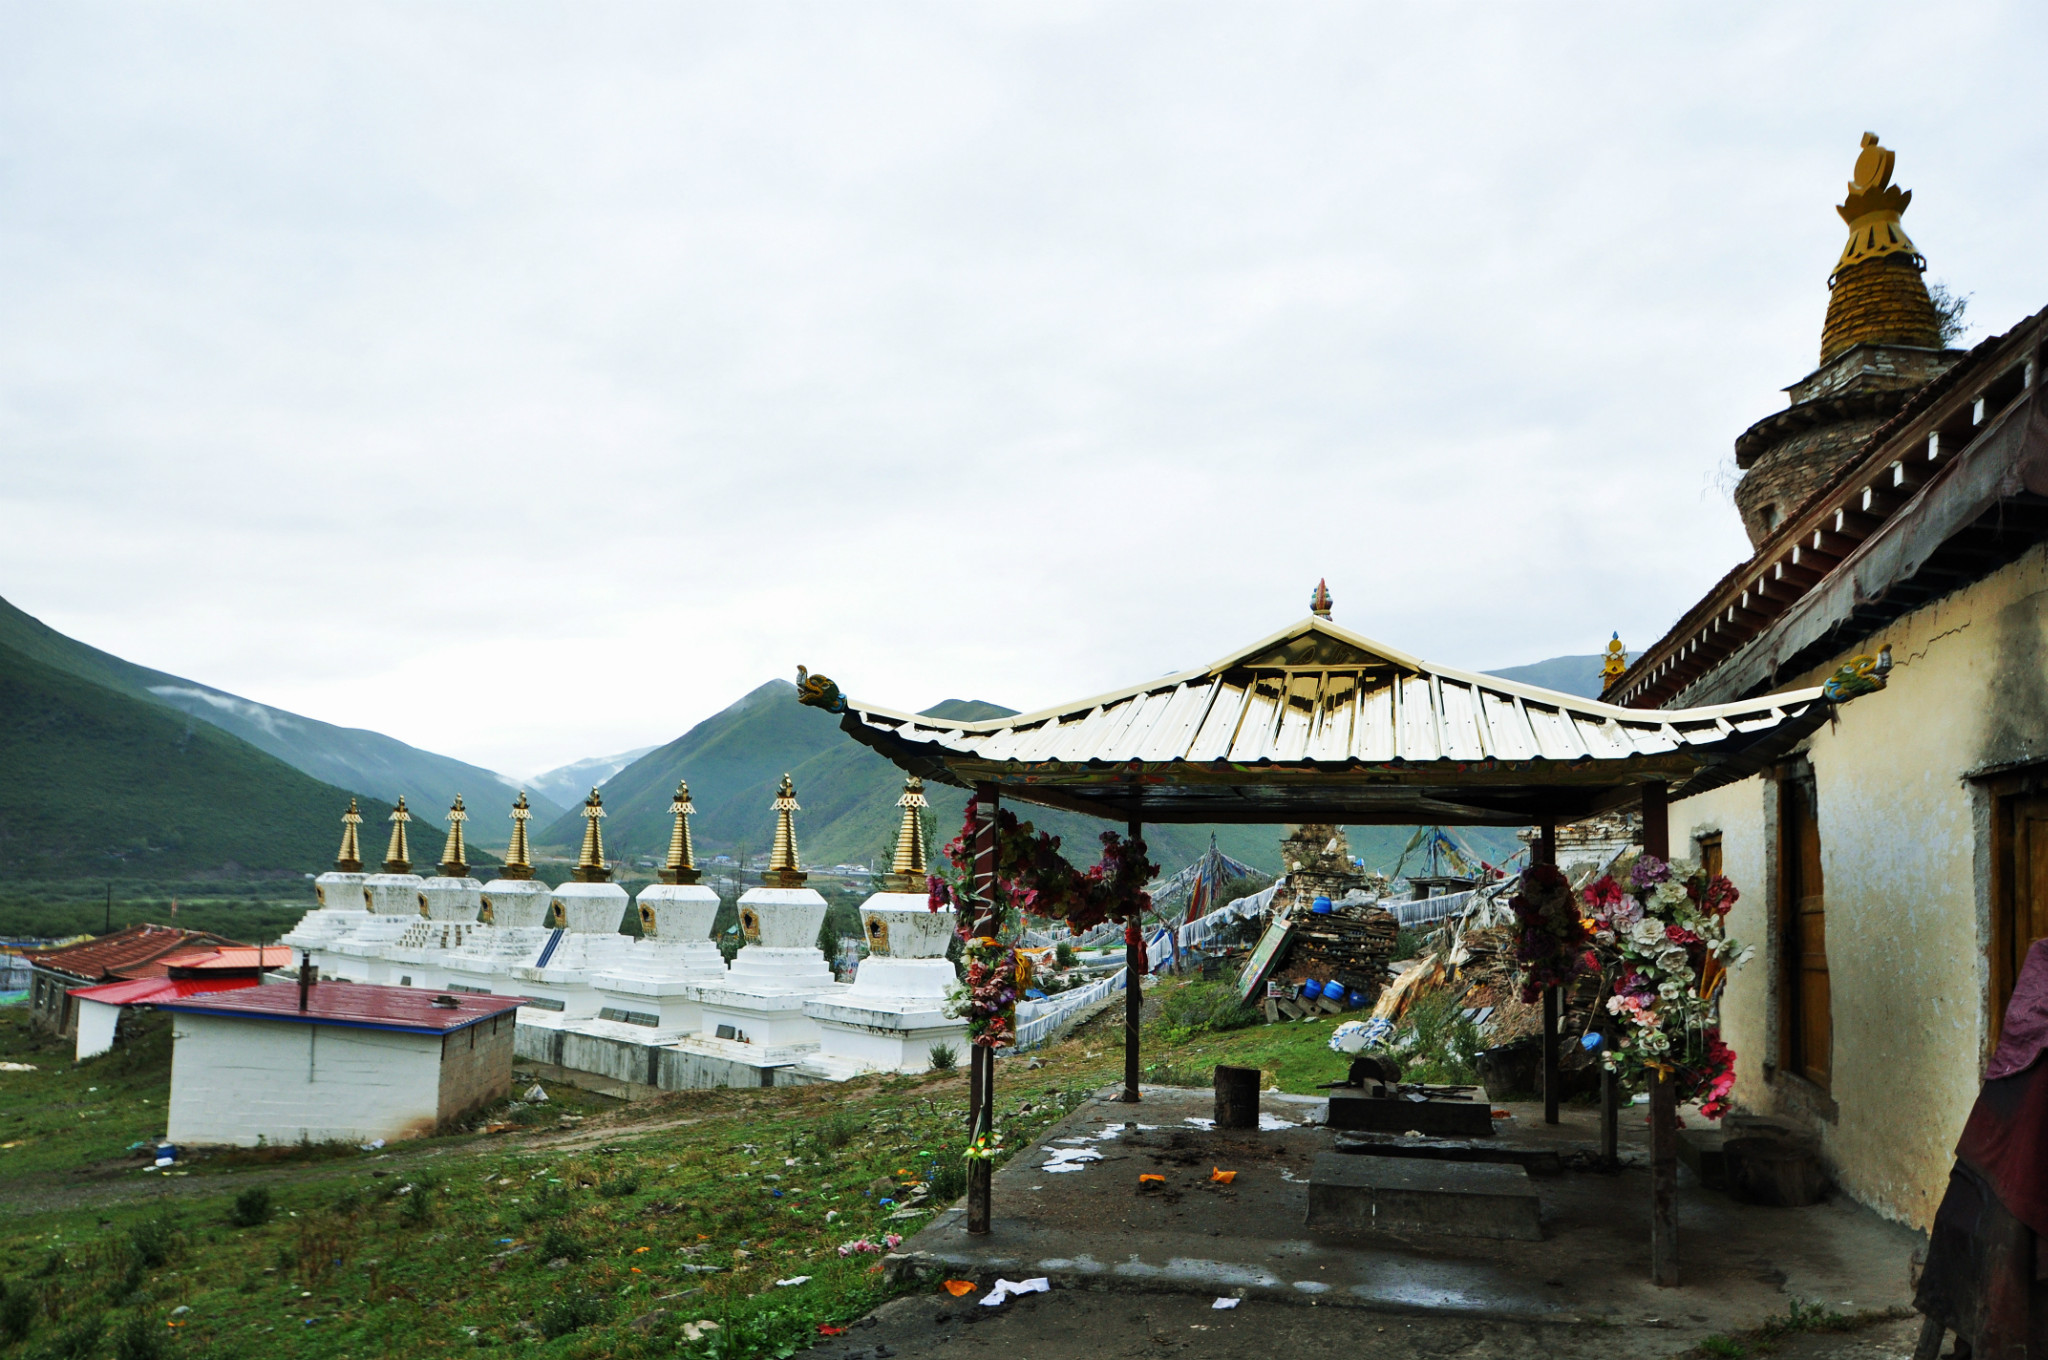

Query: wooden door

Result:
[1783,778,1831,1088]
[1994,793,2048,1042]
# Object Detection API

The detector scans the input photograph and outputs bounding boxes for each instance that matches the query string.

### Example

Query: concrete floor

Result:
[879,1085,1924,1354]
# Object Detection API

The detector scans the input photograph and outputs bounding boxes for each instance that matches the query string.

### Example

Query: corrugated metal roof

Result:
[67,976,260,1006]
[152,982,527,1034]
[27,925,243,983]
[816,618,1830,825]
[154,946,294,974]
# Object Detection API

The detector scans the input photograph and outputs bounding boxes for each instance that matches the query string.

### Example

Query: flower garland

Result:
[1581,855,1750,1118]
[1510,862,1590,1002]
[928,796,1157,1049]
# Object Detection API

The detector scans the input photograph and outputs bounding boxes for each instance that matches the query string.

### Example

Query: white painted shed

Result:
[155,981,525,1148]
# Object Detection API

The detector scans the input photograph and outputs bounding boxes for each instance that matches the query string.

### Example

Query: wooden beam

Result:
[966,783,999,1236]
[1536,822,1560,1127]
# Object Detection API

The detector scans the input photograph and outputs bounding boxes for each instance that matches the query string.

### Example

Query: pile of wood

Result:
[1275,901,1399,1001]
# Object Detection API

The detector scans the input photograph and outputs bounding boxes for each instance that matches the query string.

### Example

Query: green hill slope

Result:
[546,681,1525,879]
[0,640,417,879]
[0,594,561,845]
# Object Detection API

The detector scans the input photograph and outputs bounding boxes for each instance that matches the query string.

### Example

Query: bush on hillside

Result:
[1154,981,1261,1044]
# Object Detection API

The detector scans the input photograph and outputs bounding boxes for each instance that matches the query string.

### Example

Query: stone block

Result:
[1304,1152,1541,1241]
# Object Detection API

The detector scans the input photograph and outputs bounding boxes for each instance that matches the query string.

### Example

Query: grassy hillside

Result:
[1483,652,1635,700]
[0,594,562,846]
[0,639,412,879]
[547,681,1523,878]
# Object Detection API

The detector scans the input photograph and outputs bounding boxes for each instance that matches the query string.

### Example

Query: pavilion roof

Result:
[805,617,1832,827]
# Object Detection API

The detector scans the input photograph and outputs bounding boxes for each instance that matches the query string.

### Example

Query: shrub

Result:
[229,1186,273,1228]
[27,1315,102,1360]
[1391,988,1482,1085]
[0,1282,34,1345]
[128,1217,179,1270]
[815,1110,857,1152]
[597,1171,641,1198]
[925,1041,959,1073]
[1154,981,1261,1043]
[928,1156,966,1204]
[539,1223,588,1263]
[1394,926,1425,959]
[539,1289,604,1338]
[397,1173,439,1228]
[520,1183,572,1224]
[1054,942,1077,970]
[113,1314,168,1360]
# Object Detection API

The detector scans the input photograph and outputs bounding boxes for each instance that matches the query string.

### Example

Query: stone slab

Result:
[1325,1090,1493,1137]
[1305,1151,1541,1241]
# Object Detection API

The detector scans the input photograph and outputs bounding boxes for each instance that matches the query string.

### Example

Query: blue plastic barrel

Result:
[1300,979,1322,1000]
[1312,896,1334,914]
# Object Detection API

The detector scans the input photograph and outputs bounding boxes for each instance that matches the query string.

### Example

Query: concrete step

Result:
[1324,1089,1493,1137]
[1333,1132,1563,1176]
[1304,1151,1542,1241]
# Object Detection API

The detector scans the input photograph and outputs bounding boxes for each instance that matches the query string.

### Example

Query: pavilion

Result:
[798,604,1876,1284]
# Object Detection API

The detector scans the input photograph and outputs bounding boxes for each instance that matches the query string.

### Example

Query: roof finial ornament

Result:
[1310,579,1333,620]
[765,774,806,888]
[888,775,929,892]
[335,798,364,873]
[438,795,469,878]
[1832,131,1922,280]
[660,780,700,886]
[1822,131,1942,363]
[1601,633,1629,691]
[572,787,611,883]
[500,792,535,881]
[382,797,413,874]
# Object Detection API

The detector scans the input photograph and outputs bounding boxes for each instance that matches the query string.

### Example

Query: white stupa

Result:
[689,774,846,1052]
[327,798,428,983]
[444,792,556,993]
[507,788,631,1019]
[384,795,485,988]
[282,799,371,959]
[593,780,727,1034]
[803,776,968,1076]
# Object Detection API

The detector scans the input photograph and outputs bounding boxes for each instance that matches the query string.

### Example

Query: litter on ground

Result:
[1213,1298,1241,1310]
[980,1277,1050,1307]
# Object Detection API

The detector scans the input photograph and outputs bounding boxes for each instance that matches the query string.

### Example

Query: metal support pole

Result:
[1542,987,1561,1125]
[1642,779,1678,1286]
[966,783,1000,1235]
[1121,818,1144,1104]
[1600,1066,1619,1171]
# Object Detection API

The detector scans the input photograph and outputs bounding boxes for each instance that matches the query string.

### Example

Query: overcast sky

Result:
[4,3,2045,779]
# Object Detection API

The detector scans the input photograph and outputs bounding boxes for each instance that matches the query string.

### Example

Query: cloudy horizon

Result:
[4,3,2044,779]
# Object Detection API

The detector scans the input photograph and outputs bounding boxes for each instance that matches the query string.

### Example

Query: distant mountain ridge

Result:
[0,636,419,878]
[1482,652,1634,700]
[0,595,560,846]
[528,747,660,809]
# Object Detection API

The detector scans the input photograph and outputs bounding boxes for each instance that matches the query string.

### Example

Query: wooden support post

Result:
[1534,821,1559,1124]
[1121,818,1144,1104]
[1642,779,1678,1286]
[966,784,1000,1236]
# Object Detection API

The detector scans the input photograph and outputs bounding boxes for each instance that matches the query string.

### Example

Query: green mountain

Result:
[0,595,560,846]
[1483,653,1634,700]
[542,681,1526,879]
[0,638,419,879]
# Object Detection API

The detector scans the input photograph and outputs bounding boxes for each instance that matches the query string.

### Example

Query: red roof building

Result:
[26,924,244,1038]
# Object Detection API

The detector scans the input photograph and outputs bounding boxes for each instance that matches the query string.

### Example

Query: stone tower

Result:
[1732,134,1961,547]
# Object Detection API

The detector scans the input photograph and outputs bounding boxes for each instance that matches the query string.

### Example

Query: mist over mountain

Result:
[0,595,560,848]
[527,747,660,809]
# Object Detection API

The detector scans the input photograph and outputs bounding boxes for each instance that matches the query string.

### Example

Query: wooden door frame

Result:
[1776,761,1828,1088]
[1980,764,2048,1055]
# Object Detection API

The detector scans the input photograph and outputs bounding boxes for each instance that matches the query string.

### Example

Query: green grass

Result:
[0,974,1360,1358]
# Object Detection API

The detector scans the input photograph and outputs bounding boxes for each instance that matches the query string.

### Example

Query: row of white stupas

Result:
[280,776,965,1086]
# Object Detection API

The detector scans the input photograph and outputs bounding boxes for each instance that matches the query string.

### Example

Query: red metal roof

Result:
[67,976,261,1006]
[27,925,243,983]
[151,982,528,1035]
[155,946,294,973]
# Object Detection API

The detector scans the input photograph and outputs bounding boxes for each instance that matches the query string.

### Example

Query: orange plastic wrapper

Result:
[1138,1174,1164,1183]
[942,1280,977,1297]
[1209,1169,1237,1184]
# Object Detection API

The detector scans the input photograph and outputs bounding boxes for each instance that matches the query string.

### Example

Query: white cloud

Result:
[3,2,2044,773]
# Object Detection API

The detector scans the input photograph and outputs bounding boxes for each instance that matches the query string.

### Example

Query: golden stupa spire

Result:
[438,794,469,878]
[335,798,364,873]
[572,787,611,884]
[382,797,413,874]
[501,792,535,881]
[660,780,700,886]
[888,775,928,892]
[764,773,806,888]
[1600,632,1629,691]
[1822,132,1941,362]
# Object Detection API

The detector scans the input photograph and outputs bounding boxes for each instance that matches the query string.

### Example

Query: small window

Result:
[1697,833,1724,879]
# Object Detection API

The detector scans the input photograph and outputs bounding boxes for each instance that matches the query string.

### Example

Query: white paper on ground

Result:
[1183,1117,1216,1129]
[1212,1297,1241,1310]
[1257,1113,1295,1130]
[981,1277,1051,1306]
[774,1276,811,1287]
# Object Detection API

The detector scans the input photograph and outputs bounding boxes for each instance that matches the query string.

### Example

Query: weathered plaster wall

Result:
[1671,539,2048,1227]
[436,1013,514,1129]
[166,1015,443,1147]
